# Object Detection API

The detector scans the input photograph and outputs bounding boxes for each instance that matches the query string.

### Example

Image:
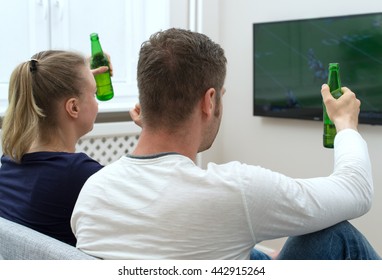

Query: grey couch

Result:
[0,217,96,260]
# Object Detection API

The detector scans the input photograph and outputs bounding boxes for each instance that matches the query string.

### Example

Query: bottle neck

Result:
[328,70,341,92]
[91,41,103,55]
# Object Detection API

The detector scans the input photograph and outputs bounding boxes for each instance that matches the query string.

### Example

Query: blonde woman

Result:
[0,50,108,246]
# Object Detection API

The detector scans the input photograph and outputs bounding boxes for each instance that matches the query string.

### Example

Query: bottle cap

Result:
[90,33,99,40]
[329,62,339,70]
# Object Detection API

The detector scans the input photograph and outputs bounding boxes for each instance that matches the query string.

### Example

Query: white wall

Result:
[201,0,382,254]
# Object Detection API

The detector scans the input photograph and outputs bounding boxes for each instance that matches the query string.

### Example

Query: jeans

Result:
[250,221,381,260]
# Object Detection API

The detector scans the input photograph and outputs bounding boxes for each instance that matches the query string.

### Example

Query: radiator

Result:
[76,121,141,165]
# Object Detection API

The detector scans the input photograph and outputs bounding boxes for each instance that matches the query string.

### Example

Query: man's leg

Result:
[250,248,272,260]
[277,221,381,260]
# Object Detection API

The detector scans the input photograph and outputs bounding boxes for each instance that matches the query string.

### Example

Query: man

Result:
[71,28,380,259]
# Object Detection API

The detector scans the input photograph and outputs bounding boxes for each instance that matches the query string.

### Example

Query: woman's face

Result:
[77,65,99,135]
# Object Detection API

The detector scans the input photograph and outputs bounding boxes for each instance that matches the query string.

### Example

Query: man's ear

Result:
[201,88,216,118]
[65,98,80,118]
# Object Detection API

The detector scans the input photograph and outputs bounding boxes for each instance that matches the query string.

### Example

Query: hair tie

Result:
[29,59,38,73]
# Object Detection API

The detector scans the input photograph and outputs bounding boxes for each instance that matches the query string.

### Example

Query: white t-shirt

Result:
[71,129,373,259]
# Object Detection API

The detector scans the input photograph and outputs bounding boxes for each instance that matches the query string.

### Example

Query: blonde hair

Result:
[1,50,87,162]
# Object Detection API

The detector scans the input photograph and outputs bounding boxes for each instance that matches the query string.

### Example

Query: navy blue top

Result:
[0,152,103,246]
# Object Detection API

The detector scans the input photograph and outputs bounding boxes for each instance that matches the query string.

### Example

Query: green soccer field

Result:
[254,13,382,113]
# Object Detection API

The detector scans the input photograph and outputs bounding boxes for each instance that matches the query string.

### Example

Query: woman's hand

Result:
[89,53,113,76]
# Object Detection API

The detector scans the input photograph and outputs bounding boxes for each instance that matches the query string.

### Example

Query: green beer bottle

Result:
[323,63,342,148]
[90,33,114,101]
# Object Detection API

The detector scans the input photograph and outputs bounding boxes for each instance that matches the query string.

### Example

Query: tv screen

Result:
[253,12,382,125]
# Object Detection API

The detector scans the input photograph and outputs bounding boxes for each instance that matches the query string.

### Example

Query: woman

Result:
[0,50,108,246]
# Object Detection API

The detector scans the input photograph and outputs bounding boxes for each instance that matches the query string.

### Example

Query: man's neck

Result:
[132,127,200,162]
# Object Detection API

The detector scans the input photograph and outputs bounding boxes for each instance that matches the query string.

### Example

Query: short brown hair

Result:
[137,28,227,129]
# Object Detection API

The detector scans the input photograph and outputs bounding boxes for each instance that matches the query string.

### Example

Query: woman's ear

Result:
[65,98,80,118]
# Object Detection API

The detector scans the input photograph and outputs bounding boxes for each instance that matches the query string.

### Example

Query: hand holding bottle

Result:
[89,53,113,77]
[321,84,360,133]
[323,63,342,148]
[90,33,114,101]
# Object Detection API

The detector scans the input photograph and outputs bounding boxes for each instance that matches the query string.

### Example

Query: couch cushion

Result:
[0,217,96,260]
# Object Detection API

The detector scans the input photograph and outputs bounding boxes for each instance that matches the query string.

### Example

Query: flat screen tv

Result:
[253,12,382,125]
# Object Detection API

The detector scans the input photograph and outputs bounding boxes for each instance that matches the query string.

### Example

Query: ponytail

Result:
[1,61,44,162]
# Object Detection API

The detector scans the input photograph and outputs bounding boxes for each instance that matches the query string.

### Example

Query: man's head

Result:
[137,28,227,132]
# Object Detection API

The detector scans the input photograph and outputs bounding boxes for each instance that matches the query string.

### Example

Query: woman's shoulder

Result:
[22,151,103,172]
[65,152,103,170]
